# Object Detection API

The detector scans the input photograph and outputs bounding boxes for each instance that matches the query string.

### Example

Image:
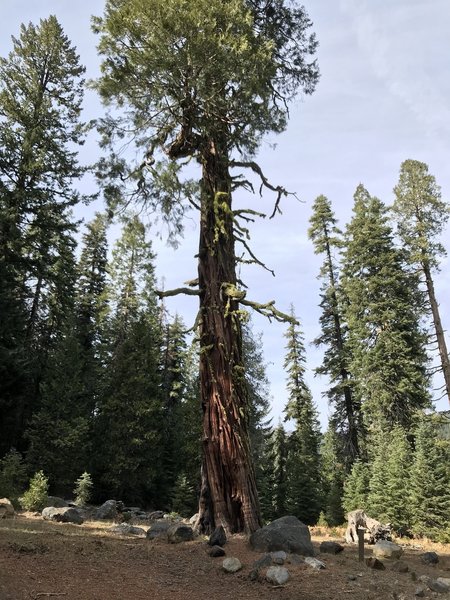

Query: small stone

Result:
[146,519,171,540]
[421,551,439,565]
[304,557,326,570]
[248,569,261,582]
[0,498,15,518]
[365,557,385,570]
[391,561,409,573]
[320,541,344,555]
[209,525,227,547]
[348,575,357,581]
[266,566,290,585]
[252,554,272,569]
[287,554,304,565]
[418,575,430,584]
[428,579,450,594]
[271,550,287,565]
[414,586,426,597]
[437,578,450,588]
[209,545,225,557]
[223,557,242,573]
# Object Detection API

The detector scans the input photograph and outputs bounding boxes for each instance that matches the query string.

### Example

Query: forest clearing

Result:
[1,513,450,600]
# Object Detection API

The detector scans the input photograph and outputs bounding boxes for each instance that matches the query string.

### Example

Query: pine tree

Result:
[283,307,322,525]
[93,0,318,533]
[92,216,164,505]
[383,425,412,532]
[410,414,450,537]
[366,430,390,522]
[393,160,450,405]
[159,314,192,507]
[342,458,370,515]
[321,425,345,525]
[271,422,289,519]
[242,320,273,508]
[341,185,430,430]
[308,195,362,466]
[0,16,88,454]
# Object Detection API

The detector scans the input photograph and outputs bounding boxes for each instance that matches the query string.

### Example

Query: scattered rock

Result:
[0,498,14,518]
[427,579,450,594]
[248,568,261,582]
[95,500,119,520]
[146,519,171,540]
[249,516,314,555]
[437,577,450,588]
[391,561,409,573]
[320,541,344,555]
[42,507,84,525]
[266,566,290,585]
[222,557,242,573]
[109,523,146,536]
[167,523,194,544]
[287,554,305,566]
[347,574,358,581]
[148,510,165,521]
[209,545,226,557]
[271,550,287,565]
[373,541,403,560]
[43,496,68,509]
[420,551,439,565]
[208,525,226,547]
[414,586,426,597]
[304,557,326,570]
[365,557,385,570]
[252,554,272,570]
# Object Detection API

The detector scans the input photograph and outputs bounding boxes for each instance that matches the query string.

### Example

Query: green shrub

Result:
[20,471,49,511]
[0,449,28,507]
[73,472,93,506]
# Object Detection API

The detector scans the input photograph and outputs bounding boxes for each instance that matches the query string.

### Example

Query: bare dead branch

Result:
[156,287,200,298]
[239,297,298,324]
[231,159,298,218]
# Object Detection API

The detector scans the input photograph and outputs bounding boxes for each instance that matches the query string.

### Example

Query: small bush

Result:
[0,449,28,507]
[20,471,49,511]
[73,472,93,506]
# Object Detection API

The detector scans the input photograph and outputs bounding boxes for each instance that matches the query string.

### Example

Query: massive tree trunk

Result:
[195,138,261,535]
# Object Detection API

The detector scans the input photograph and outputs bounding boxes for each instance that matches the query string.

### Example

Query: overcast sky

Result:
[1,0,449,428]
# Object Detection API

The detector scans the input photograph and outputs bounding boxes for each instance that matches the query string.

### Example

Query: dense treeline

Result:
[0,15,449,540]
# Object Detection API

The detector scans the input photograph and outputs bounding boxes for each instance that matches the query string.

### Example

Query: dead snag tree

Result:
[93,0,319,534]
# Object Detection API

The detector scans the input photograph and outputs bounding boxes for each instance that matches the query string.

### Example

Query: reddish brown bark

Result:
[195,139,261,535]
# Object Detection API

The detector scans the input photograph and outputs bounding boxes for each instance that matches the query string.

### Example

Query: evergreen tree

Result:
[25,318,91,495]
[320,425,345,525]
[308,194,362,467]
[342,458,370,515]
[383,425,412,532]
[393,160,450,405]
[410,414,450,537]
[271,422,289,519]
[366,430,390,522]
[93,0,318,534]
[283,307,322,525]
[159,314,192,507]
[92,216,164,505]
[0,16,88,454]
[341,185,430,430]
[242,320,273,508]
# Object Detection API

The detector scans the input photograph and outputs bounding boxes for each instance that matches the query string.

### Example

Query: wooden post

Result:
[358,527,365,562]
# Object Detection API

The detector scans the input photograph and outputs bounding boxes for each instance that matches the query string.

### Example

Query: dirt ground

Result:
[0,515,449,600]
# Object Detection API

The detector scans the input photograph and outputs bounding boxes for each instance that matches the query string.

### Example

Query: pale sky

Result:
[1,1,449,428]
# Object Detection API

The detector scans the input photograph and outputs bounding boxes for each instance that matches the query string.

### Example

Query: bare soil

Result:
[0,515,449,600]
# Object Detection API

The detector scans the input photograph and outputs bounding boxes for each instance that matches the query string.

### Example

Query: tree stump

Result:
[345,510,392,545]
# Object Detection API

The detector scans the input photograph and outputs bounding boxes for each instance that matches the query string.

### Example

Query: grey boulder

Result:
[249,516,314,555]
[42,506,84,525]
[167,523,194,543]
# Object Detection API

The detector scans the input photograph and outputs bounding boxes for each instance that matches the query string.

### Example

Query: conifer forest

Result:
[0,2,449,540]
